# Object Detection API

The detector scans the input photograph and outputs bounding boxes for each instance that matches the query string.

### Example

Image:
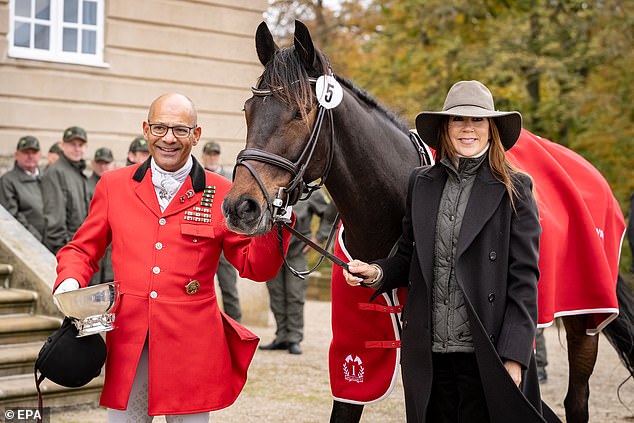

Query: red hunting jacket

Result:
[54,158,290,415]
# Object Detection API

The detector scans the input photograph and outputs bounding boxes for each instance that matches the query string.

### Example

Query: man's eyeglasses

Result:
[148,123,196,139]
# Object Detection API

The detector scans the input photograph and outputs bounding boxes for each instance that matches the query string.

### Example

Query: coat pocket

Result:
[180,222,214,238]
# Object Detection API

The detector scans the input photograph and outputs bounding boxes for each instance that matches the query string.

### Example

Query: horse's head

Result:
[222,20,334,235]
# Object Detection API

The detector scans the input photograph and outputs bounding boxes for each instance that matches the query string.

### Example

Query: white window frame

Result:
[8,0,107,67]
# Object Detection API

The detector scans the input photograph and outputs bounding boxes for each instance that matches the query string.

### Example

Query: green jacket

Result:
[41,153,91,254]
[86,172,114,285]
[0,163,46,241]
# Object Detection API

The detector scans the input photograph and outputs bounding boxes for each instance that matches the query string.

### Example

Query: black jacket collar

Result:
[132,156,207,192]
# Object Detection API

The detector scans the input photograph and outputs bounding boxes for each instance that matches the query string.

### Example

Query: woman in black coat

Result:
[344,81,553,422]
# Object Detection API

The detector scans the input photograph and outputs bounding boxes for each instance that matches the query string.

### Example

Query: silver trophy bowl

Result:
[53,282,120,337]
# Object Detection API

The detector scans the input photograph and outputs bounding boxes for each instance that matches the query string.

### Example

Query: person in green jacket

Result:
[87,147,116,285]
[126,135,150,166]
[0,135,46,242]
[41,126,91,254]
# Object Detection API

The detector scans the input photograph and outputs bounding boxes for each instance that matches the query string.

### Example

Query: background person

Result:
[88,147,116,194]
[259,189,336,355]
[126,135,150,165]
[53,93,291,421]
[201,140,241,321]
[535,328,548,383]
[87,147,115,285]
[344,81,547,422]
[40,126,91,254]
[46,142,62,169]
[0,135,46,242]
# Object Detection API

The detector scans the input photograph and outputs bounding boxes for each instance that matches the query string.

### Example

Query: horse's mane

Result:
[258,45,409,133]
[336,76,409,133]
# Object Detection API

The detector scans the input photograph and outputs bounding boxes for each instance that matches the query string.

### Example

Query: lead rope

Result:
[276,213,340,280]
[275,213,370,284]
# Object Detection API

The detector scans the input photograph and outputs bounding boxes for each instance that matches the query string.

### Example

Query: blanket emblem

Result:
[343,354,365,383]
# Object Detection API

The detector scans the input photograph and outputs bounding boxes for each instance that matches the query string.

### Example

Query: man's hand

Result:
[53,278,80,295]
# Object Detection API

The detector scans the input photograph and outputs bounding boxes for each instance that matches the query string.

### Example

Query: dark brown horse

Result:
[222,20,634,423]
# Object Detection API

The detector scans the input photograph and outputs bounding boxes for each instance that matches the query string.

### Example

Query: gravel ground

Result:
[52,300,634,422]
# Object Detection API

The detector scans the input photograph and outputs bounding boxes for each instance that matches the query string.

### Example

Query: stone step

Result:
[0,373,104,409]
[0,288,38,315]
[0,315,61,344]
[0,264,13,289]
[0,342,42,377]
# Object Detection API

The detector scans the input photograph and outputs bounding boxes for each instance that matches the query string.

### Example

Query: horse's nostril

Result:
[236,198,259,220]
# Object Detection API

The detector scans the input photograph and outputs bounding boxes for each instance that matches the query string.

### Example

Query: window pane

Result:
[35,0,50,20]
[64,0,78,23]
[63,27,77,52]
[83,1,97,25]
[34,24,50,50]
[15,0,31,18]
[14,22,31,47]
[82,29,96,54]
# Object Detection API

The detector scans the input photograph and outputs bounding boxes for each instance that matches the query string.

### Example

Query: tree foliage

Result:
[267,0,634,269]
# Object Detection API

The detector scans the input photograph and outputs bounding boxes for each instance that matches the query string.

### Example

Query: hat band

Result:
[444,103,493,112]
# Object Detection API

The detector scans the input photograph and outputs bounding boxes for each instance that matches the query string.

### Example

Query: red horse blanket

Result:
[330,228,407,404]
[508,129,624,333]
[329,128,625,403]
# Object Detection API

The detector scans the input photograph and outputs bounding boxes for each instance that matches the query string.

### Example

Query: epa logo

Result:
[4,408,48,421]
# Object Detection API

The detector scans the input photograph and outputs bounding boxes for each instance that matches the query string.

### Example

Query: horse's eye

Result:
[293,110,303,120]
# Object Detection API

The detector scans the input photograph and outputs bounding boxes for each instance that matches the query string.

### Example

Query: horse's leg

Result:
[602,273,634,377]
[562,315,599,423]
[329,401,363,423]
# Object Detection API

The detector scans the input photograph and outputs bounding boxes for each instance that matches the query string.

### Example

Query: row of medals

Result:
[184,185,215,295]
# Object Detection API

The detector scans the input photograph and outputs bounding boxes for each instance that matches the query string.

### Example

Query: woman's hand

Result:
[343,259,379,286]
[503,360,522,386]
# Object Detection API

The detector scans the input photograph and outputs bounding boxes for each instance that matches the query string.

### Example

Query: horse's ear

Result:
[294,20,316,71]
[255,21,278,66]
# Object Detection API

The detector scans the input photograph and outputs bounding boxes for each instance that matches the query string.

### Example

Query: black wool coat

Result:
[376,161,555,423]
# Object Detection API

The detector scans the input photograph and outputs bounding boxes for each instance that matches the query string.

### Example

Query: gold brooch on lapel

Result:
[179,190,196,203]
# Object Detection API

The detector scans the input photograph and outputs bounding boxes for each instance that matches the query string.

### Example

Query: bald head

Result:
[148,93,197,125]
[143,93,201,172]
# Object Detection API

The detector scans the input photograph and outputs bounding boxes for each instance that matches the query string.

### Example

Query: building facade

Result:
[0,0,267,167]
[0,0,272,325]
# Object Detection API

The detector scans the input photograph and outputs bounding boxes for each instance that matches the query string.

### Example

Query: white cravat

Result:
[151,156,193,212]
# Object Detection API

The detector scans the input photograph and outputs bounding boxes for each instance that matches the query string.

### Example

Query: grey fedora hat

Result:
[415,80,522,150]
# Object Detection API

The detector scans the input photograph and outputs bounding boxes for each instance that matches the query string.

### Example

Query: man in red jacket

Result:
[53,93,291,422]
